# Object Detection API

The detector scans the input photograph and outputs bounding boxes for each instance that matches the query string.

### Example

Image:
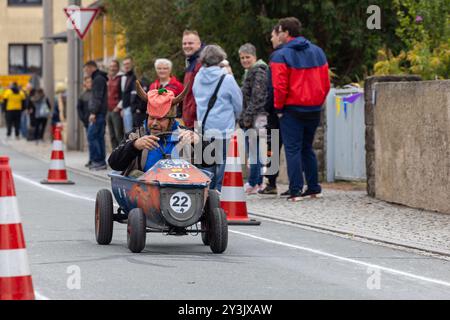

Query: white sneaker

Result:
[245,183,259,195]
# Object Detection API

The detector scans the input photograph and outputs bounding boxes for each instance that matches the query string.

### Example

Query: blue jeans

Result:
[203,162,226,192]
[200,139,228,192]
[245,133,263,187]
[85,127,91,163]
[20,111,29,138]
[280,112,321,195]
[87,114,106,165]
[123,107,133,133]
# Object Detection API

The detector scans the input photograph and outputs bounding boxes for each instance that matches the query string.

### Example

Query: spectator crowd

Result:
[0,17,331,202]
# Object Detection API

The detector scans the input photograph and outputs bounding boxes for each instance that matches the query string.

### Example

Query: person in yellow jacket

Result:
[0,86,5,111]
[0,87,5,127]
[3,82,26,139]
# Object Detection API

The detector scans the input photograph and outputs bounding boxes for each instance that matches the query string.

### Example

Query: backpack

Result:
[36,99,50,119]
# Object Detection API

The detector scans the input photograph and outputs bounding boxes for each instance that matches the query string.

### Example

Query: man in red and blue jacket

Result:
[270,17,330,202]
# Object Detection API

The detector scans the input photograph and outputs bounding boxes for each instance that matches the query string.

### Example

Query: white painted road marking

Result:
[230,230,450,288]
[14,174,97,203]
[13,173,450,290]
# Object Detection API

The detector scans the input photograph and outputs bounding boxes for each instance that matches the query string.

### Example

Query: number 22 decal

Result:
[170,192,192,214]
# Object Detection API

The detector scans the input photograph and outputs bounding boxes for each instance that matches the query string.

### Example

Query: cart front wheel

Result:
[201,220,210,246]
[95,189,114,245]
[127,208,147,253]
[202,190,220,246]
[209,208,228,254]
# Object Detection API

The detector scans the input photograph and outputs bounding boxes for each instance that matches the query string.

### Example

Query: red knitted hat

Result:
[147,88,175,119]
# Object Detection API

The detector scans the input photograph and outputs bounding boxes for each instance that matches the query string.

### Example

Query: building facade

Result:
[0,0,68,86]
[0,0,124,89]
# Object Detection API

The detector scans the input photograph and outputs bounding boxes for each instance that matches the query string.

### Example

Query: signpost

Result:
[64,6,100,40]
[64,3,99,150]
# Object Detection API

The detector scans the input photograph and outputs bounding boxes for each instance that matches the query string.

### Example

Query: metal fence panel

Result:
[326,88,366,182]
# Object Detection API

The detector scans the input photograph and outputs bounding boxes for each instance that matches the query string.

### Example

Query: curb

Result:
[65,163,111,183]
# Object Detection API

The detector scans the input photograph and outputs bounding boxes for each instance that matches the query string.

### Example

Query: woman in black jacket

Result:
[30,89,51,141]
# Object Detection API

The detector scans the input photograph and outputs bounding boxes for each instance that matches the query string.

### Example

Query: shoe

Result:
[90,163,107,171]
[245,183,259,195]
[280,190,291,197]
[258,185,278,195]
[301,189,323,199]
[85,161,92,168]
[287,193,303,202]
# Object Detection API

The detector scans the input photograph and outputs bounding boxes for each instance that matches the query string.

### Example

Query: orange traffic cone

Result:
[220,135,261,226]
[41,126,74,185]
[0,156,35,300]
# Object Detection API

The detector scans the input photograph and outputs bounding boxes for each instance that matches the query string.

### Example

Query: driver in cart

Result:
[108,82,202,178]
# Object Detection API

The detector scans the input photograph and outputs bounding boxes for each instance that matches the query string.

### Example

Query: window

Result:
[8,0,42,6]
[8,44,43,76]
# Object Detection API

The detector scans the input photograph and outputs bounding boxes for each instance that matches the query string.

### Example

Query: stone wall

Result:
[369,79,450,214]
[314,111,326,182]
[364,76,421,197]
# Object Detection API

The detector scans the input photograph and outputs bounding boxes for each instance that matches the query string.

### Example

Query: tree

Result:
[105,0,401,85]
[374,0,450,79]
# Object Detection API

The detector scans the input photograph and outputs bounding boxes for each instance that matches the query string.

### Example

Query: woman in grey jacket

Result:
[193,45,243,192]
[239,43,269,194]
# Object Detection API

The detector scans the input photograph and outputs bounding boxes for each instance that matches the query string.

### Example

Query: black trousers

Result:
[6,110,22,137]
[266,129,283,187]
[133,112,147,128]
[34,118,48,140]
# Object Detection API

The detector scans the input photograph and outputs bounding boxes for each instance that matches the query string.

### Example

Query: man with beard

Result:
[108,83,201,178]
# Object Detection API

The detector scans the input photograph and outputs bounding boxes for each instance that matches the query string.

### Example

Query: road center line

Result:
[14,173,450,289]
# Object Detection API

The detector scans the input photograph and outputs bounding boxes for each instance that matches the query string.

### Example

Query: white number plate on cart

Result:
[169,192,192,214]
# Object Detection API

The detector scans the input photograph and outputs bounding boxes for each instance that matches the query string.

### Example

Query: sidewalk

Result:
[2,131,449,258]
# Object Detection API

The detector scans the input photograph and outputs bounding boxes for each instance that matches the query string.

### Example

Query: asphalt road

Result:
[2,144,450,300]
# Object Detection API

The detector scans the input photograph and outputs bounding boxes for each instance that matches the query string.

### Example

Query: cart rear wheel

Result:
[95,189,114,245]
[202,190,220,246]
[201,221,210,245]
[127,208,147,253]
[209,208,228,254]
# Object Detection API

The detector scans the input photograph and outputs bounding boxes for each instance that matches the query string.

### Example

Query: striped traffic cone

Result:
[0,156,35,300]
[220,135,260,226]
[41,126,74,185]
